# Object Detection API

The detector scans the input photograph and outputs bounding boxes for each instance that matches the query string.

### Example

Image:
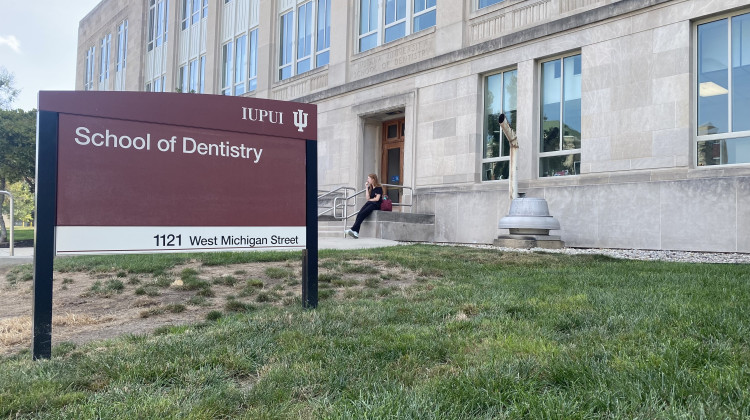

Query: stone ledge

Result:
[359,211,435,242]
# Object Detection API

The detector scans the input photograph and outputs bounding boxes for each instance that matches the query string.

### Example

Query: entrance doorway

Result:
[381,119,404,205]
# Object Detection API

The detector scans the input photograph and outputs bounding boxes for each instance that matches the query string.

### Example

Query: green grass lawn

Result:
[1,226,33,242]
[2,245,749,418]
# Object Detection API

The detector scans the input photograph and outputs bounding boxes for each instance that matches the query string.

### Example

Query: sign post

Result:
[34,91,318,359]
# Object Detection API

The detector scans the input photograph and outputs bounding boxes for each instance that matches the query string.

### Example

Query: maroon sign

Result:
[38,91,317,253]
[32,91,320,360]
[56,114,305,226]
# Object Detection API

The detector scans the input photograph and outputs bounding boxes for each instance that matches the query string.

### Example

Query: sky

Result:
[0,0,103,111]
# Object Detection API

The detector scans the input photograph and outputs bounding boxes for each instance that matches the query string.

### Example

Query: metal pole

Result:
[33,110,59,360]
[302,139,318,309]
[0,191,13,256]
[498,114,519,201]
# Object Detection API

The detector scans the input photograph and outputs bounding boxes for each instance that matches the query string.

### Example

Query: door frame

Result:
[381,119,405,202]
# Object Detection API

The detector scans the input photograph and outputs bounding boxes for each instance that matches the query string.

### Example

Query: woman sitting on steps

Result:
[346,173,383,239]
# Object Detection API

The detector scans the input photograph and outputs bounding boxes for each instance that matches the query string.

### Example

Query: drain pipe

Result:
[0,190,13,256]
[498,114,519,200]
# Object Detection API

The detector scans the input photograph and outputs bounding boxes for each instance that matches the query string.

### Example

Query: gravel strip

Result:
[404,242,750,264]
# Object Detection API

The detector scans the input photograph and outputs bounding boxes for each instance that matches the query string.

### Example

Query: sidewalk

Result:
[0,246,34,268]
[0,237,400,268]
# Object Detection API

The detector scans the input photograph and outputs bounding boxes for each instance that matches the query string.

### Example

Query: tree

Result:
[0,107,36,243]
[4,181,34,224]
[0,66,20,110]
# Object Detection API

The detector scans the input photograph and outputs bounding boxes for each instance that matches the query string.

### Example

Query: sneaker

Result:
[346,229,358,238]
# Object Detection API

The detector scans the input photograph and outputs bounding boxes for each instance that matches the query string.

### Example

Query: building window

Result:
[279,0,331,81]
[478,0,504,9]
[148,0,169,52]
[145,76,165,92]
[359,0,435,52]
[222,29,258,95]
[317,0,331,66]
[99,34,111,90]
[482,69,517,181]
[696,11,750,166]
[84,47,95,91]
[115,20,128,90]
[182,0,206,29]
[178,56,205,93]
[539,53,581,177]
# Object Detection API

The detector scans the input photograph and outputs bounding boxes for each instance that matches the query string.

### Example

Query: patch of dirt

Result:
[0,258,421,356]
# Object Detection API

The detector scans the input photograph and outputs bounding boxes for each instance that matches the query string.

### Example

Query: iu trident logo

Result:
[293,109,308,132]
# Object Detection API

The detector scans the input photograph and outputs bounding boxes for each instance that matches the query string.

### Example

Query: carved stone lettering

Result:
[351,37,434,80]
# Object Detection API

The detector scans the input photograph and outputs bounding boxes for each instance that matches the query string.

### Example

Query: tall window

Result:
[279,0,331,81]
[358,0,435,53]
[84,47,95,91]
[182,0,207,29]
[148,0,169,51]
[178,56,205,93]
[145,76,165,92]
[539,54,581,177]
[222,29,258,95]
[478,0,504,9]
[115,20,128,90]
[99,34,111,90]
[482,69,517,181]
[696,11,750,166]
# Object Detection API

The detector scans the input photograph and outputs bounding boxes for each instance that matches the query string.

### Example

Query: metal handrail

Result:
[333,184,415,220]
[0,190,14,256]
[317,186,356,217]
[319,184,417,237]
[381,184,415,211]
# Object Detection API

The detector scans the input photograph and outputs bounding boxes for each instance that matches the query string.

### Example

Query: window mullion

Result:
[311,0,317,68]
[559,58,564,151]
[727,17,733,133]
[378,0,384,47]
[292,6,298,77]
[406,0,412,37]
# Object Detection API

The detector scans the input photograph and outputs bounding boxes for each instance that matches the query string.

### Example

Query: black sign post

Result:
[303,139,318,309]
[32,111,58,359]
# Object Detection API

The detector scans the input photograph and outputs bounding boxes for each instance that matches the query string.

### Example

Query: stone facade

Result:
[76,0,750,252]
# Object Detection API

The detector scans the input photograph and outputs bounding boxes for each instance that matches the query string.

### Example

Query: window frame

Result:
[222,28,259,95]
[84,46,95,91]
[116,20,128,74]
[538,52,582,178]
[99,34,111,90]
[358,0,436,53]
[693,10,750,168]
[278,0,331,81]
[147,0,169,52]
[481,68,518,182]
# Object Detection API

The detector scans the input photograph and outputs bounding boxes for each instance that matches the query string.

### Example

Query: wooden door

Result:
[381,119,404,205]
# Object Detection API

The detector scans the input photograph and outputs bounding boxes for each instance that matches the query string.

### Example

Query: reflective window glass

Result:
[698,19,729,135]
[732,13,750,132]
[478,0,504,9]
[482,69,517,181]
[541,60,561,153]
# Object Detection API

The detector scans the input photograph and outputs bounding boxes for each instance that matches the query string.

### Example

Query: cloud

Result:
[0,35,21,53]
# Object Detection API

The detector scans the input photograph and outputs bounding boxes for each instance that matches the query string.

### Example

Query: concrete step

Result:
[358,210,435,242]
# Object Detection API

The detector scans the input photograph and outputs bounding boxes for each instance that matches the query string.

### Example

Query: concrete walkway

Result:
[0,237,400,268]
[0,247,34,268]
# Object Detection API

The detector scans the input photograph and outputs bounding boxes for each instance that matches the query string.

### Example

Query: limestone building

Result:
[76,0,750,252]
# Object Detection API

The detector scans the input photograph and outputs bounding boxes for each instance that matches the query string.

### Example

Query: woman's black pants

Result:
[351,202,380,232]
